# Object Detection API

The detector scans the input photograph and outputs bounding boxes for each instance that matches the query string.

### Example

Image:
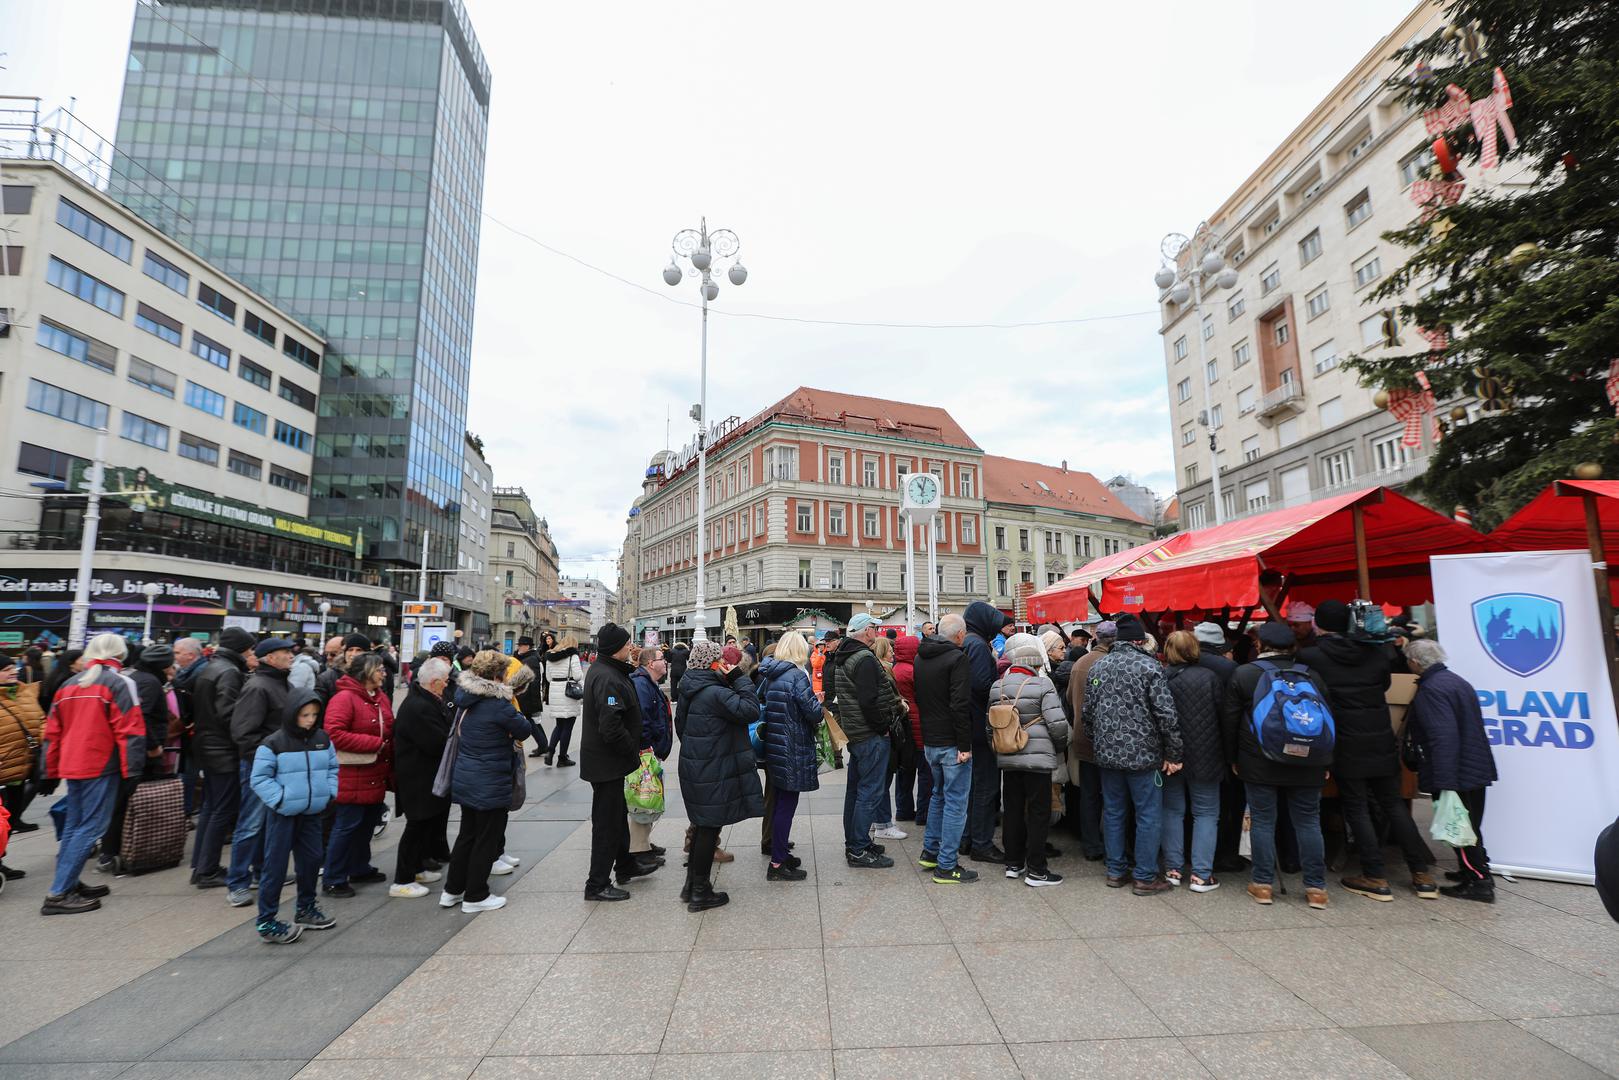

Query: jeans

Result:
[394,808,450,885]
[1001,769,1052,874]
[842,737,891,853]
[446,805,509,903]
[587,779,634,889]
[227,758,269,891]
[1451,787,1491,883]
[324,802,384,886]
[894,756,917,821]
[257,811,322,923]
[770,789,799,865]
[962,748,999,852]
[1077,760,1106,858]
[922,745,972,871]
[191,769,240,876]
[1161,775,1221,880]
[1214,772,1249,868]
[1246,783,1326,889]
[1100,767,1162,882]
[1338,773,1433,878]
[50,773,119,896]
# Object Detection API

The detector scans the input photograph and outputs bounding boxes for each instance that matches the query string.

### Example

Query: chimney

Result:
[1060,460,1068,473]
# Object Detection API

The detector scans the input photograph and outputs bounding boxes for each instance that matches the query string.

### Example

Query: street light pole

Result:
[141,581,161,645]
[318,600,331,645]
[663,218,747,644]
[67,428,107,649]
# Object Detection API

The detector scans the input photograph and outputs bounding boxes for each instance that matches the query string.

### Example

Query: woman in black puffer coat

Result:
[758,632,823,879]
[676,641,763,911]
[1162,631,1226,891]
[443,651,535,912]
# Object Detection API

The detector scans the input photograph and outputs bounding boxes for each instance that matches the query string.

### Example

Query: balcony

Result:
[1255,380,1305,426]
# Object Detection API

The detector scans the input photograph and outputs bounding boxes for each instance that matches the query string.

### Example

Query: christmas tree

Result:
[1344,0,1619,528]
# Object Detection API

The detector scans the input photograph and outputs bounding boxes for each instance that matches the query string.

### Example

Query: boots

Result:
[687,880,729,913]
[1340,875,1393,902]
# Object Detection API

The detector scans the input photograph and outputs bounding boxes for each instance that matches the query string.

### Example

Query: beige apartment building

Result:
[1161,0,1525,528]
[487,486,562,651]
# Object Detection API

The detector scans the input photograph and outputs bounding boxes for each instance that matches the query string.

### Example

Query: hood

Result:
[758,657,798,681]
[963,601,1005,641]
[917,635,960,660]
[281,688,323,737]
[1312,634,1380,666]
[833,636,869,661]
[454,671,513,703]
[894,636,920,664]
[679,667,727,696]
[334,674,374,701]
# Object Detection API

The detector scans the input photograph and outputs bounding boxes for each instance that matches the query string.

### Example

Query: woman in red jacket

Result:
[891,636,931,825]
[321,652,394,898]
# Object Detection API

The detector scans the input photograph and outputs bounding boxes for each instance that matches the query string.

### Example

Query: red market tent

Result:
[1489,478,1619,606]
[1026,538,1173,623]
[1096,486,1488,614]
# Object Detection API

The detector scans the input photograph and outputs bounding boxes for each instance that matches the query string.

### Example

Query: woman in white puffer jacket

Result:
[542,633,584,767]
[991,633,1070,887]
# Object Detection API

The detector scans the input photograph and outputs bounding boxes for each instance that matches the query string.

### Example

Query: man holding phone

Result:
[912,614,979,884]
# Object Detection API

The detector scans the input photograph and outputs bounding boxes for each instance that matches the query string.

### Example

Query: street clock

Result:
[902,472,941,513]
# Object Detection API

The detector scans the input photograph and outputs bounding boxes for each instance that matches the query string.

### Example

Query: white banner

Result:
[1431,550,1619,882]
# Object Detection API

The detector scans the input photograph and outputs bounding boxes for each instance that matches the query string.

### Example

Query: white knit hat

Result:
[1003,632,1047,672]
[83,632,128,663]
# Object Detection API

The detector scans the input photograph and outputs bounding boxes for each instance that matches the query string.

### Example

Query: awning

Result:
[1097,487,1488,613]
[1488,480,1619,603]
[1026,537,1173,623]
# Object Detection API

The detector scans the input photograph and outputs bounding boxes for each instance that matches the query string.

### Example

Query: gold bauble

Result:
[1450,406,1467,421]
[1507,242,1541,267]
[1373,389,1391,410]
[1574,462,1604,480]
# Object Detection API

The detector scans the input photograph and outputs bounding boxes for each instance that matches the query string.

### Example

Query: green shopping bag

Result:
[1429,790,1478,848]
[625,750,665,815]
[814,720,836,771]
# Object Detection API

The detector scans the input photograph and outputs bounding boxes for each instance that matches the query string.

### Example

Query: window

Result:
[1261,214,1281,236]
[0,244,21,274]
[244,311,277,346]
[1280,464,1310,506]
[866,560,879,591]
[278,379,316,411]
[857,458,876,487]
[1305,286,1331,320]
[184,381,226,417]
[1182,423,1196,446]
[1186,502,1208,529]
[1237,385,1256,415]
[798,559,812,589]
[827,453,844,485]
[1277,416,1301,447]
[1345,190,1372,229]
[142,251,189,294]
[1020,570,1033,586]
[1233,340,1251,368]
[1298,229,1322,266]
[828,506,846,536]
[268,465,307,494]
[863,508,880,538]
[274,420,311,451]
[994,525,1006,550]
[1206,358,1219,384]
[47,257,125,316]
[1260,262,1280,294]
[1322,449,1355,487]
[135,302,182,346]
[933,516,946,542]
[755,505,764,534]
[1,185,34,214]
[1186,463,1199,485]
[1311,340,1340,375]
[1209,403,1224,429]
[127,356,176,397]
[1360,314,1385,349]
[1176,378,1191,403]
[1353,251,1383,289]
[56,198,132,261]
[1202,314,1215,341]
[179,432,219,465]
[233,402,267,434]
[196,282,236,322]
[1346,129,1374,159]
[1018,528,1030,552]
[282,334,320,371]
[1044,531,1055,554]
[795,503,811,532]
[238,357,272,390]
[506,542,515,558]
[766,445,799,480]
[26,379,108,429]
[1228,294,1246,321]
[958,469,974,498]
[120,411,169,450]
[17,441,86,482]
[1399,146,1436,187]
[896,460,910,478]
[191,332,230,369]
[1173,336,1188,360]
[937,565,946,594]
[1080,534,1093,557]
[961,516,976,544]
[1319,396,1344,427]
[37,318,116,372]
[1373,434,1415,473]
[830,560,845,589]
[227,450,262,479]
[964,566,976,593]
[996,569,1009,596]
[1242,434,1261,462]
[1274,321,1290,346]
[1245,479,1271,512]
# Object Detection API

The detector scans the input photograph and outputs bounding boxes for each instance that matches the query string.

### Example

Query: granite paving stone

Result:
[661,949,830,1053]
[820,877,950,947]
[0,958,167,1048]
[1038,881,1204,938]
[1472,913,1619,984]
[1350,1019,1613,1080]
[824,943,1000,1049]
[490,952,685,1057]
[1009,1037,1216,1079]
[926,878,1076,942]
[649,1050,832,1079]
[563,889,701,953]
[1185,1028,1409,1079]
[469,1057,655,1080]
[439,893,591,955]
[690,882,821,950]
[294,1060,480,1080]
[956,939,1168,1042]
[831,1043,1022,1079]
[1513,1014,1619,1077]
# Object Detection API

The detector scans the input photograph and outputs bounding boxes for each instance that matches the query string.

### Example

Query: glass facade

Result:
[111,0,490,597]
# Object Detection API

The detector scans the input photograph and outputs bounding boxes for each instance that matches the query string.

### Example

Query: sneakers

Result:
[767,863,808,881]
[41,891,101,916]
[1132,877,1170,895]
[1306,887,1330,910]
[461,895,508,913]
[1004,865,1025,879]
[415,870,443,884]
[1440,879,1496,903]
[871,823,908,840]
[1025,870,1065,888]
[1246,882,1274,905]
[845,848,895,869]
[322,882,356,899]
[932,865,980,885]
[1341,875,1394,902]
[916,851,939,869]
[1163,869,1182,887]
[295,905,336,930]
[389,883,430,899]
[497,853,521,867]
[968,844,1007,863]
[438,890,465,908]
[257,918,303,944]
[1188,875,1221,894]
[226,887,255,908]
[489,859,515,876]
[1411,871,1440,899]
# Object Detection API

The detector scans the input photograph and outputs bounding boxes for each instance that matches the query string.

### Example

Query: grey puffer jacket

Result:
[990,669,1070,773]
[1081,642,1182,772]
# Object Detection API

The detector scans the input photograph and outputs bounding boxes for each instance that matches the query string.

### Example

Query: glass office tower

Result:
[112,0,490,595]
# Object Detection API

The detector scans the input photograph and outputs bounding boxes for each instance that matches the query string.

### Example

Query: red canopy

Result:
[1488,480,1619,603]
[1097,486,1488,613]
[1026,538,1172,623]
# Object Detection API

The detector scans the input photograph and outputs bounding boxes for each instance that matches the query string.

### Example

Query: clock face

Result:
[908,474,938,505]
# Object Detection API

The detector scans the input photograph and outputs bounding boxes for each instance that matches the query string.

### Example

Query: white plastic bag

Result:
[1429,790,1478,848]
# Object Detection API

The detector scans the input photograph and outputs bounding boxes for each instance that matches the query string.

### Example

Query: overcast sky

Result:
[6,0,1418,583]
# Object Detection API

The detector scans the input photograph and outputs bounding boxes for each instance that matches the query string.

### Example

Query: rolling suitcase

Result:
[116,775,186,875]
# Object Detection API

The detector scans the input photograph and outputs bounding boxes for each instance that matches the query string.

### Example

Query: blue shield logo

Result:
[1472,592,1564,678]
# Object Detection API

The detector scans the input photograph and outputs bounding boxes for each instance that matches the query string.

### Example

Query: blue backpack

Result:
[1249,661,1335,765]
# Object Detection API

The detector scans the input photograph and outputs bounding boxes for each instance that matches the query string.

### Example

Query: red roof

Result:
[982,455,1146,523]
[744,387,980,451]
[1163,497,1180,523]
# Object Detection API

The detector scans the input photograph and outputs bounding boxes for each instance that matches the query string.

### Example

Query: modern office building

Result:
[111,0,491,596]
[1158,0,1519,529]
[448,431,491,640]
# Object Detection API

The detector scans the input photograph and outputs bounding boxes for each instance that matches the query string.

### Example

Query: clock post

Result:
[902,472,943,628]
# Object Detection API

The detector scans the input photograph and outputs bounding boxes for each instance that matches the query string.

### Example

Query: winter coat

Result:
[913,635,973,751]
[1164,662,1226,783]
[1051,658,1076,723]
[43,660,145,780]
[892,637,923,750]
[288,652,321,693]
[1408,663,1498,794]
[232,666,291,761]
[1065,646,1108,762]
[394,681,452,820]
[544,649,584,721]
[668,645,689,704]
[677,666,764,827]
[961,601,1003,749]
[759,658,823,793]
[829,637,898,745]
[0,682,45,785]
[128,663,172,756]
[1195,651,1238,689]
[449,672,533,811]
[324,674,394,805]
[516,649,547,716]
[171,655,206,733]
[989,668,1070,773]
[1220,654,1331,787]
[193,649,247,774]
[579,655,642,783]
[1081,643,1181,773]
[631,667,673,759]
[1298,636,1400,779]
[250,690,339,816]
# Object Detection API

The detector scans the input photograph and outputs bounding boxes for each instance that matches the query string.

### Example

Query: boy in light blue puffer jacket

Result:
[249,688,339,943]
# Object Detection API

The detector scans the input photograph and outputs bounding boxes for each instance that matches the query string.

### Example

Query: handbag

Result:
[564,656,584,700]
[431,708,468,799]
[336,702,383,766]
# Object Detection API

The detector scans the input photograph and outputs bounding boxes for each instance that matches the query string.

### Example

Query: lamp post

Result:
[141,581,161,645]
[1156,224,1239,525]
[317,600,331,645]
[66,428,108,649]
[662,217,747,644]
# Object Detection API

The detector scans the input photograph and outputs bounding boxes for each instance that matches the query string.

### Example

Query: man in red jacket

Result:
[42,633,145,915]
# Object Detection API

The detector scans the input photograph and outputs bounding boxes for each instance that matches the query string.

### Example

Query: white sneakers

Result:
[498,853,521,867]
[461,895,507,913]
[415,870,443,884]
[389,883,429,899]
[872,824,908,841]
[438,890,464,908]
[489,860,514,876]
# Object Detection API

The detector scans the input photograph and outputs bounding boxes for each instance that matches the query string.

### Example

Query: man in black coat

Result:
[190,627,252,888]
[1195,622,1248,874]
[579,623,645,902]
[392,656,454,888]
[912,614,978,883]
[514,637,550,759]
[1300,600,1436,902]
[226,638,297,904]
[960,601,1008,862]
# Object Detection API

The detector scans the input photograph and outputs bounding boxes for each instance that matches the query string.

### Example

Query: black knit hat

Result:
[516,636,535,647]
[1114,615,1147,643]
[219,627,256,653]
[1315,599,1350,634]
[342,633,371,651]
[597,622,630,658]
[430,640,457,658]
